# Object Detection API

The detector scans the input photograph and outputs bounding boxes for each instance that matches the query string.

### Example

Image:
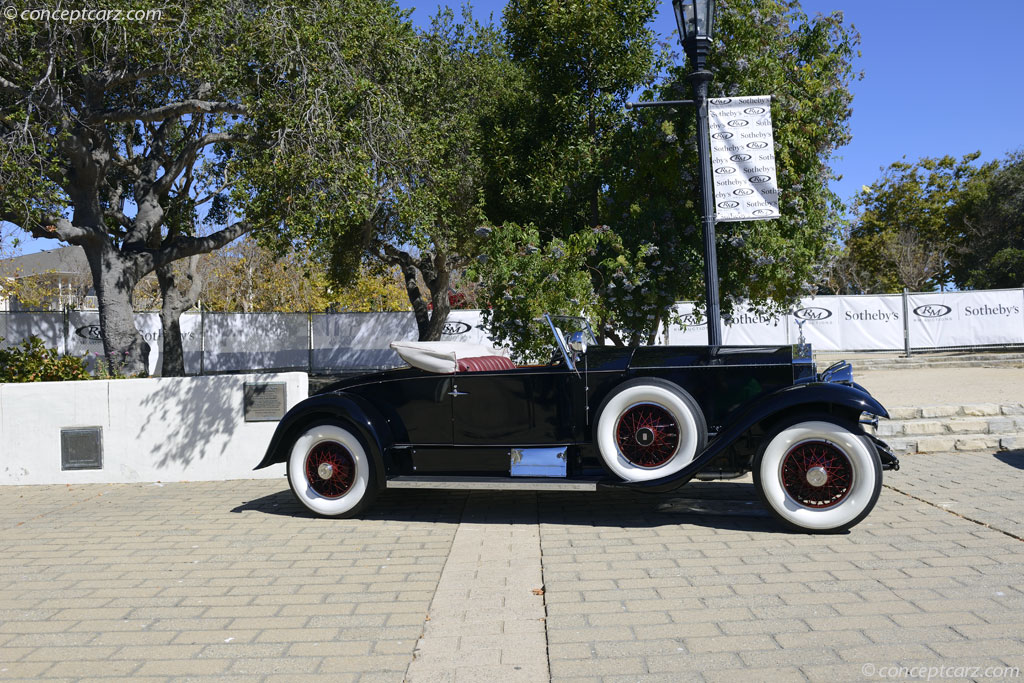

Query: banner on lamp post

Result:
[708,95,780,222]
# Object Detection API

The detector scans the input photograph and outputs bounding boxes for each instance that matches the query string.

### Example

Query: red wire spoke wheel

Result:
[288,423,377,518]
[754,417,882,533]
[780,440,854,508]
[615,403,680,468]
[594,379,705,482]
[304,441,356,499]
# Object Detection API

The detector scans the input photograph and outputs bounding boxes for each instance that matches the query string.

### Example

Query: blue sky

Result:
[11,0,1024,255]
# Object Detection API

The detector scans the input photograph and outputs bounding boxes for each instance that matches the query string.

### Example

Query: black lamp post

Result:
[673,0,721,347]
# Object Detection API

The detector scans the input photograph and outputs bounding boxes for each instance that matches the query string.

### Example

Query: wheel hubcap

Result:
[616,403,679,468]
[805,466,828,487]
[781,440,853,509]
[305,441,355,499]
[635,427,655,446]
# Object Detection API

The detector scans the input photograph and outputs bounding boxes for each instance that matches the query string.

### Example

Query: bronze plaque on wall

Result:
[243,382,287,422]
[61,427,103,470]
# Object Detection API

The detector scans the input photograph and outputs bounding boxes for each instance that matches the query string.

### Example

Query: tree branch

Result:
[153,131,244,196]
[12,213,98,244]
[153,220,252,268]
[89,99,247,124]
[0,74,25,96]
[98,66,165,90]
[0,53,24,74]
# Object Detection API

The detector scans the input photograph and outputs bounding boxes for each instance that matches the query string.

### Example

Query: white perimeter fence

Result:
[2,289,1023,376]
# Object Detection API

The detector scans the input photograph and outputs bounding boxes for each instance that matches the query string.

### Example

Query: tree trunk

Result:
[157,256,202,377]
[82,242,149,376]
[423,283,451,341]
[394,250,453,342]
[420,252,452,341]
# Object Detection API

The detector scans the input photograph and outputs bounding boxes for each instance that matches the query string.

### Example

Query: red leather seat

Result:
[457,355,517,373]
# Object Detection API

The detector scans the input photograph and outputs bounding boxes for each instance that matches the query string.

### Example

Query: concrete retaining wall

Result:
[0,373,307,485]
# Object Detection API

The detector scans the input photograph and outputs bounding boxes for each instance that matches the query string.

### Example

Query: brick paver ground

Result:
[537,451,1024,682]
[883,450,1024,539]
[1,451,1022,681]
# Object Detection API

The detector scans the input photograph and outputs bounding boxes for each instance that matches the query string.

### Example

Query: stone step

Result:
[885,404,1024,420]
[874,416,1024,438]
[871,402,1024,454]
[884,434,1022,454]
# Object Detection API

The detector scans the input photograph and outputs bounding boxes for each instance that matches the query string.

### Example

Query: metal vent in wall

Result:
[61,428,103,470]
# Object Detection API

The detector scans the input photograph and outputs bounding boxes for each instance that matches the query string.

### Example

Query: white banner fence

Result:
[2,289,1023,375]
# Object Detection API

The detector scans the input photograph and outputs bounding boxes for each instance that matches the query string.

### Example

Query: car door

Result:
[356,375,454,445]
[451,366,578,446]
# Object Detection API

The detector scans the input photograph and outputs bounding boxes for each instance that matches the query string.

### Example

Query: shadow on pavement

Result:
[994,449,1024,470]
[231,480,802,534]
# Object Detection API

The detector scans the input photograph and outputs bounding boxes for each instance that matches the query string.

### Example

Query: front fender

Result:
[254,392,392,481]
[607,381,888,493]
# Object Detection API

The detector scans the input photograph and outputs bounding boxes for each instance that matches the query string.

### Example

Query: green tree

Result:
[172,238,408,313]
[479,0,862,349]
[0,0,410,374]
[471,224,603,361]
[947,150,1024,289]
[288,9,511,341]
[495,0,663,232]
[846,153,987,292]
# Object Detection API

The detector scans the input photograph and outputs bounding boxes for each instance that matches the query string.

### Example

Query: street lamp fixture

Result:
[672,0,721,346]
[674,0,715,61]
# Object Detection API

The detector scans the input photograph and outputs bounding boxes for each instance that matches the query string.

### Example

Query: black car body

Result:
[257,320,897,532]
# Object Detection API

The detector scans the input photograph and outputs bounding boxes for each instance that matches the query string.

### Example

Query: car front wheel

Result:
[754,417,882,533]
[287,422,377,518]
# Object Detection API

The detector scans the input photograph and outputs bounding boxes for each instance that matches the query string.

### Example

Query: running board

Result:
[385,476,599,491]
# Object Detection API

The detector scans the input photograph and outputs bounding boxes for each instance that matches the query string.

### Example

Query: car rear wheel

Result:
[594,379,707,482]
[754,417,881,533]
[287,422,377,518]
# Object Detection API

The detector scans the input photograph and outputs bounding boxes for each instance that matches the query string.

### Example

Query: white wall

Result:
[0,372,307,485]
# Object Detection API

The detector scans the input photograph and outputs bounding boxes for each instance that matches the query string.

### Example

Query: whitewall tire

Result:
[287,423,377,518]
[754,418,881,532]
[595,379,706,482]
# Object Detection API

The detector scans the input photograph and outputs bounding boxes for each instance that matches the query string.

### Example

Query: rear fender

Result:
[254,393,392,485]
[608,382,889,493]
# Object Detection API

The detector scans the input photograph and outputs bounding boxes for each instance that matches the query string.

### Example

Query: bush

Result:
[0,336,90,383]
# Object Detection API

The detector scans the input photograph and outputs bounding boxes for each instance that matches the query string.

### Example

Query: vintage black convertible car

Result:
[255,315,899,532]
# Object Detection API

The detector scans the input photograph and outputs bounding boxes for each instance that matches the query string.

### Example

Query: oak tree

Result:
[1,0,410,373]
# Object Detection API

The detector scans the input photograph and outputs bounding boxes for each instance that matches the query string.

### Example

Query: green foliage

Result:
[470,224,600,361]
[273,7,514,339]
[845,153,987,292]
[478,0,861,351]
[244,0,419,281]
[947,150,1024,289]
[965,249,1024,290]
[88,351,137,380]
[1,0,415,372]
[489,0,663,232]
[0,337,89,383]
[607,0,862,315]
